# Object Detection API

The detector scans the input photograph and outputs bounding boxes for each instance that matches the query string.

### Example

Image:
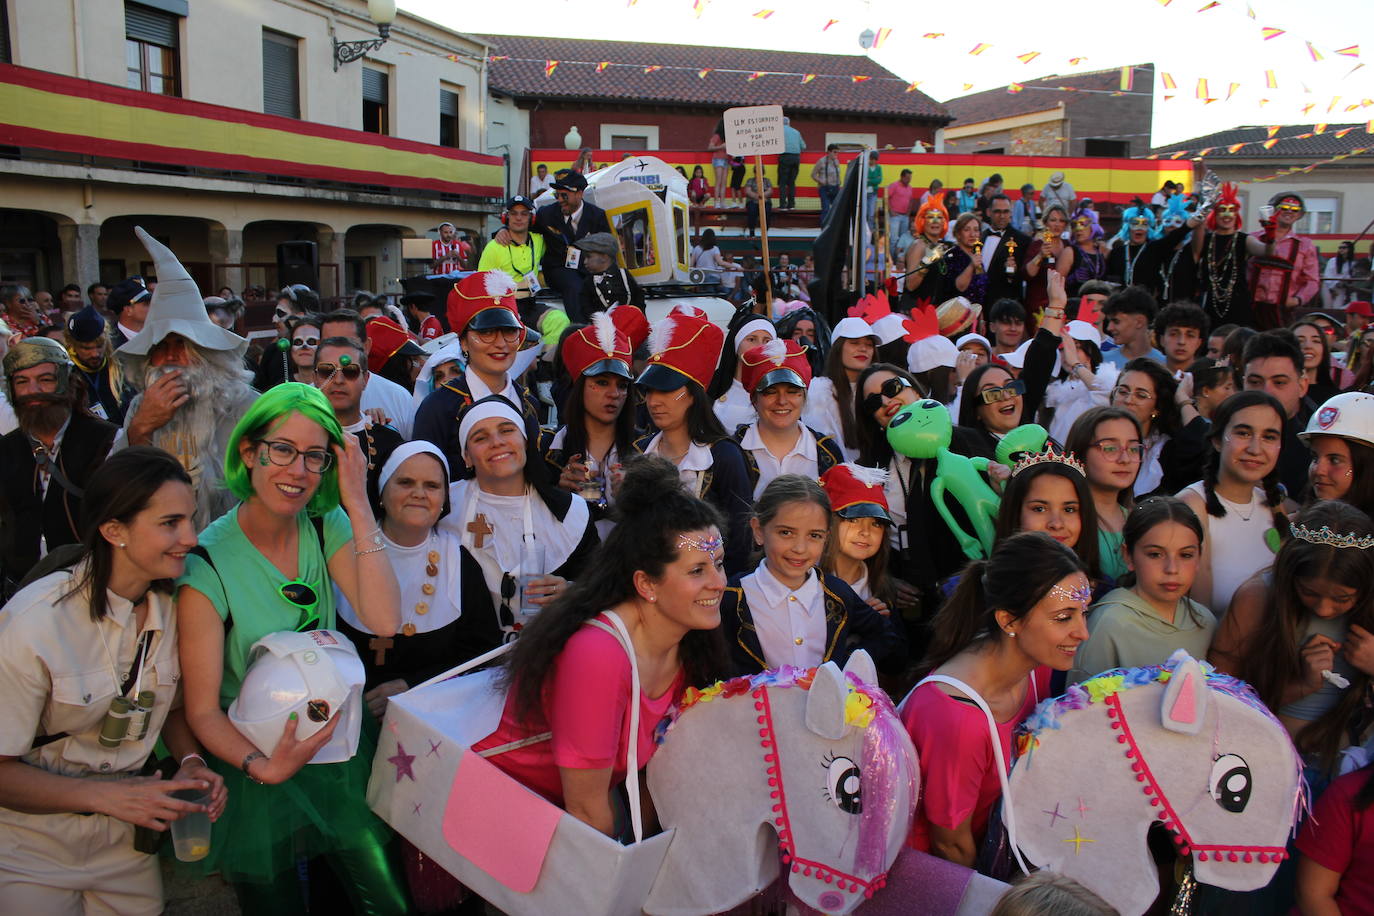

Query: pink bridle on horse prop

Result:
[645,652,918,916]
[1008,650,1306,916]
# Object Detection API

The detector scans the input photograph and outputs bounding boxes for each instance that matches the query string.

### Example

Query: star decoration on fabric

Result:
[1042,802,1066,827]
[413,802,423,816]
[428,738,443,758]
[1064,825,1096,855]
[388,743,417,782]
[1077,797,1090,819]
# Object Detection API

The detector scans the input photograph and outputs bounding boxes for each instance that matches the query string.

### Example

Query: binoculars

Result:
[98,691,156,748]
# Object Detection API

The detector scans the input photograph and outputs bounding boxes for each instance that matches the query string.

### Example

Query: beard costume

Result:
[115,227,258,530]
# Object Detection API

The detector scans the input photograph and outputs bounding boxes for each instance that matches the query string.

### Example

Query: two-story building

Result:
[0,0,503,298]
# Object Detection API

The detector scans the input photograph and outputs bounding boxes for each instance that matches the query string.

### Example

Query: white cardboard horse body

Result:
[1008,651,1305,916]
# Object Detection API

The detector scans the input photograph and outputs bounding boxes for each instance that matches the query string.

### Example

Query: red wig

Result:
[1206,182,1241,231]
[914,200,950,238]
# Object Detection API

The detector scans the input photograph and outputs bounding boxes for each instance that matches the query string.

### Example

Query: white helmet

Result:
[228,630,366,764]
[1299,392,1374,448]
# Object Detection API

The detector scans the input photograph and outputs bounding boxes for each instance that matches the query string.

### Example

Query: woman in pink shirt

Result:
[900,531,1090,868]
[474,456,728,835]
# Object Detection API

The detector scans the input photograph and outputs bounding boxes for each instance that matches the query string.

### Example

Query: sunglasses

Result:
[292,336,319,348]
[862,376,914,415]
[979,379,1026,404]
[314,362,364,380]
[499,573,518,632]
[279,579,321,631]
[1276,203,1302,212]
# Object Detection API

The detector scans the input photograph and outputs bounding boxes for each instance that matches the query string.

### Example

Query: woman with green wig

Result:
[175,383,407,913]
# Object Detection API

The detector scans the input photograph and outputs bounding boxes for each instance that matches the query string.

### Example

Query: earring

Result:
[119,543,127,549]
[1004,629,1016,638]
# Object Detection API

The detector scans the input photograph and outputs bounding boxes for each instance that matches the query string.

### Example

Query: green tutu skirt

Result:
[196,720,393,884]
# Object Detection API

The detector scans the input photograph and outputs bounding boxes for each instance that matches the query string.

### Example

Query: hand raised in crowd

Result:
[1173,369,1195,407]
[96,774,215,831]
[255,711,343,785]
[1344,624,1374,677]
[174,756,228,821]
[364,407,390,428]
[332,434,371,515]
[558,454,590,493]
[955,349,980,384]
[1299,633,1342,694]
[128,370,189,443]
[364,679,410,720]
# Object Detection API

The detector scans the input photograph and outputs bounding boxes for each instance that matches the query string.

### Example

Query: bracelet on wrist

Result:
[242,750,267,785]
[180,752,207,769]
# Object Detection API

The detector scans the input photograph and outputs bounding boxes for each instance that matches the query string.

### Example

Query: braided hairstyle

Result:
[1201,390,1291,540]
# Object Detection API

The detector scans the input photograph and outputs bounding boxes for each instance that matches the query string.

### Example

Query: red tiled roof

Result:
[945,64,1153,126]
[479,34,949,121]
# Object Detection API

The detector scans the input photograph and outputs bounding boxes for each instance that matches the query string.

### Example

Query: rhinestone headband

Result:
[1290,524,1374,550]
[1010,445,1086,479]
[1049,580,1093,608]
[676,533,723,558]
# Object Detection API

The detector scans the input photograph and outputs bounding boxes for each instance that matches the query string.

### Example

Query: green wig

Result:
[223,382,345,516]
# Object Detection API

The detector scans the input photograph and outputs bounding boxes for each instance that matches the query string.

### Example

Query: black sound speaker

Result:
[277,241,319,291]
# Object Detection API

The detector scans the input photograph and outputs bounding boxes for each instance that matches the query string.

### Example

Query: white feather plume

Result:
[483,270,516,299]
[648,316,676,358]
[841,462,889,488]
[591,310,617,356]
[760,338,788,362]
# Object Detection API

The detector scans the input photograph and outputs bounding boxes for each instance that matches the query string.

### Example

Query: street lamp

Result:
[333,0,397,71]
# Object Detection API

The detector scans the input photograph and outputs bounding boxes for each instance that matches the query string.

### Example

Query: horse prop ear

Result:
[805,662,850,741]
[1160,651,1209,736]
[841,650,877,688]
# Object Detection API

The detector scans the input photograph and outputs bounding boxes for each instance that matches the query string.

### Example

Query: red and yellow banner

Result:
[0,65,502,198]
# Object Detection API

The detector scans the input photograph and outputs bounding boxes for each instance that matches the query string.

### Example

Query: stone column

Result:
[207,227,245,296]
[57,223,101,292]
[316,228,346,299]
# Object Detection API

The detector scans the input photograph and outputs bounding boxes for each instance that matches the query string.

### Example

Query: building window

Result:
[1084,138,1130,158]
[125,2,181,96]
[975,148,1006,155]
[1296,196,1339,236]
[439,87,462,148]
[262,29,300,119]
[824,132,878,150]
[1,2,11,65]
[362,66,389,135]
[598,124,659,150]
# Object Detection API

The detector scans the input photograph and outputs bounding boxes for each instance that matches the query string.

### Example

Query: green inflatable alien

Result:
[885,399,1002,560]
[995,423,1049,468]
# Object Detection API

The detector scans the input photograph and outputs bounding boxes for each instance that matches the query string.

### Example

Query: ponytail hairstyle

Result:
[1064,406,1142,510]
[821,341,862,447]
[1115,496,1204,591]
[920,531,1087,676]
[504,455,728,717]
[1201,390,1290,541]
[1237,500,1374,773]
[993,460,1102,582]
[753,473,831,528]
[62,448,193,622]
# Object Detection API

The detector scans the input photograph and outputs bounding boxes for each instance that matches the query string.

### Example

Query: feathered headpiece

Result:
[1206,182,1242,231]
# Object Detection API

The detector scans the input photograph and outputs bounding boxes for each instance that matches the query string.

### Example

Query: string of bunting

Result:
[1146,123,1374,160]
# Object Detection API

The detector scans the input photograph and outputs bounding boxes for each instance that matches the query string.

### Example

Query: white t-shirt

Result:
[362,373,416,439]
[690,245,724,282]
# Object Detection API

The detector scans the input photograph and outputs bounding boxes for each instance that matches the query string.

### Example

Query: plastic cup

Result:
[170,788,212,862]
[518,541,546,617]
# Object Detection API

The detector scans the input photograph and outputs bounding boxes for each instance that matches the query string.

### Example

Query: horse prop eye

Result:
[823,754,863,815]
[1209,754,1251,813]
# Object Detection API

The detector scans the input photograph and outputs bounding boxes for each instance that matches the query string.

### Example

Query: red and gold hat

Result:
[562,312,632,379]
[637,313,724,391]
[365,316,425,373]
[608,305,650,351]
[739,338,812,393]
[819,463,893,523]
[447,270,525,338]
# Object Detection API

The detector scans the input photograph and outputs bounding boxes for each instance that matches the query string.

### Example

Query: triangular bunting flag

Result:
[1008,83,1024,93]
[1196,78,1209,100]
[1197,1,1219,10]
[643,65,662,74]
[962,83,974,90]
[1336,127,1354,137]
[801,73,816,84]
[544,60,559,77]
[823,18,838,30]
[697,68,712,79]
[752,9,775,18]
[969,43,991,55]
[1267,125,1282,137]
[1161,72,1177,90]
[922,32,945,39]
[1017,51,1041,64]
[1068,56,1087,65]
[1261,27,1284,39]
[904,81,922,92]
[1327,97,1341,113]
[851,75,872,83]
[1228,142,1247,152]
[1314,123,1328,133]
[1171,151,1191,159]
[872,27,892,48]
[1265,70,1278,89]
[1246,3,1256,18]
[1227,82,1240,99]
[1336,45,1360,57]
[1307,42,1324,61]
[1262,138,1280,148]
[596,61,611,72]
[747,71,766,81]
[1120,66,1134,91]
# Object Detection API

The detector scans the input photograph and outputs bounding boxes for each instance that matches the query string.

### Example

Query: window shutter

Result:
[125,3,178,47]
[440,89,460,117]
[362,67,388,104]
[262,30,300,119]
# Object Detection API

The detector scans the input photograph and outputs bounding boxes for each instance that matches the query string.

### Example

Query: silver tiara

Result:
[1290,524,1374,550]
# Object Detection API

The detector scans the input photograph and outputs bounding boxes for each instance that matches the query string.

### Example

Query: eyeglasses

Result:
[314,362,364,381]
[1091,440,1145,461]
[979,380,1026,405]
[472,327,522,344]
[256,439,334,474]
[862,376,914,415]
[279,580,321,631]
[1111,385,1156,404]
[292,336,319,349]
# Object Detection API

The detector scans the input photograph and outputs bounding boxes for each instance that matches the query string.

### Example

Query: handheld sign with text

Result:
[723,105,785,157]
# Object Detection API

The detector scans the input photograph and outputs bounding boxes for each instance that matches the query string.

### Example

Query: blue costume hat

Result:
[65,303,107,342]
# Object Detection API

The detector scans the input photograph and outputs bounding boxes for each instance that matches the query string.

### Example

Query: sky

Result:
[400,0,1374,147]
